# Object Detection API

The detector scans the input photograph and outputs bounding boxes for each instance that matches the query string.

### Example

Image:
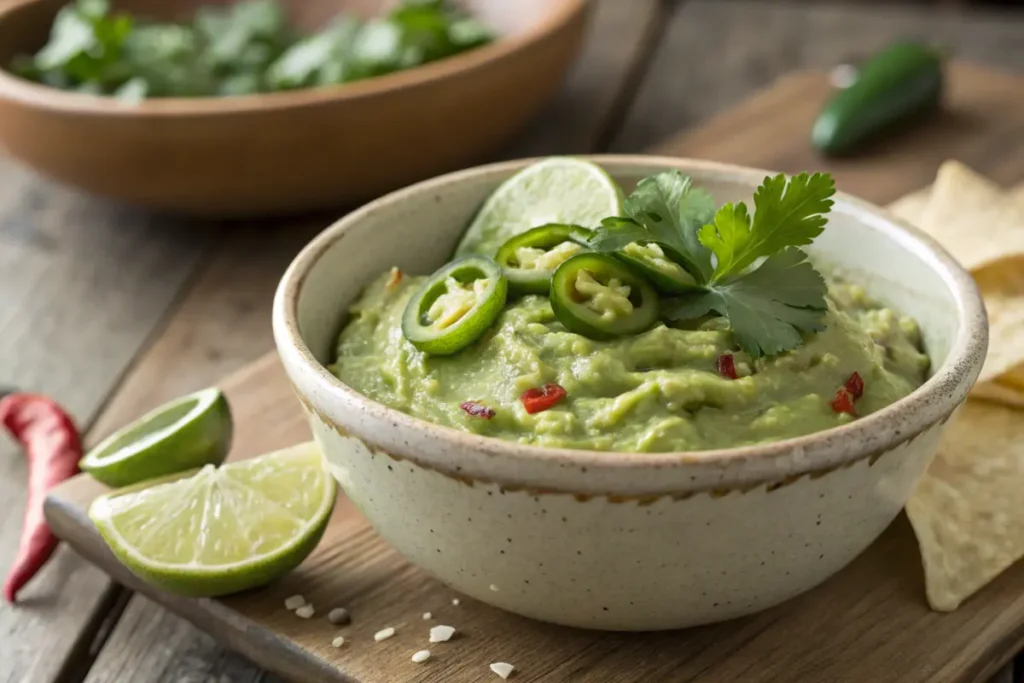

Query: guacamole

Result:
[329,269,930,453]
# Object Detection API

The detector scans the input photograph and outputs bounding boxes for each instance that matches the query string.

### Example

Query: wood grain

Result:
[614,0,1024,153]
[0,159,214,683]
[48,355,1024,683]
[74,2,667,681]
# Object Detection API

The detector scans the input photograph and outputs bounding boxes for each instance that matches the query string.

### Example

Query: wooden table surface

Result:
[1,1,1023,682]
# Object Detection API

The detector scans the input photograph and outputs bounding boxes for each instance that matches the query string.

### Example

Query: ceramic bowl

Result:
[272,156,987,631]
[0,0,589,217]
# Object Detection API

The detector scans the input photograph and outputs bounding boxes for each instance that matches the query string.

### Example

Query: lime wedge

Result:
[89,442,335,597]
[81,387,232,487]
[455,157,625,257]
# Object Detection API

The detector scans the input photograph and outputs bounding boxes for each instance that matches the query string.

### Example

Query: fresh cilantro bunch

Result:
[590,170,836,357]
[11,0,495,101]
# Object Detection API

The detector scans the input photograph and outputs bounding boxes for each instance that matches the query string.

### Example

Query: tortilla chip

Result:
[919,161,1024,272]
[889,170,1024,399]
[888,186,932,224]
[906,400,1024,610]
[974,261,1024,383]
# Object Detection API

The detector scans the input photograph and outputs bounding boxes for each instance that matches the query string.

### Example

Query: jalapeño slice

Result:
[550,252,659,340]
[401,256,508,356]
[614,242,700,293]
[494,224,593,295]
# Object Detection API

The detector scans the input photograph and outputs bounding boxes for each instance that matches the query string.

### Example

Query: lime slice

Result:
[89,442,335,597]
[81,387,232,487]
[455,157,625,258]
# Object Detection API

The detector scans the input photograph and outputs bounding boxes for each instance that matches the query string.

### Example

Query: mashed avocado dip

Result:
[329,270,928,453]
[327,161,930,452]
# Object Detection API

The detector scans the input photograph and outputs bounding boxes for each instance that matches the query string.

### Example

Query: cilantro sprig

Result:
[589,170,836,358]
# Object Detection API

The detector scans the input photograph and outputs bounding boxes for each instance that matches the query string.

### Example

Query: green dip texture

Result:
[329,268,930,453]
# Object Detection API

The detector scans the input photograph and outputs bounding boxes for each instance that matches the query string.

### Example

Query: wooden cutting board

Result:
[45,63,1024,683]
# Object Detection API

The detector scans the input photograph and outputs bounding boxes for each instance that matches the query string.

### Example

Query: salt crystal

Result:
[490,662,515,679]
[451,598,460,606]
[489,584,499,592]
[284,595,305,610]
[422,612,432,620]
[429,625,455,643]
[295,605,315,619]
[411,650,431,663]
[374,627,396,642]
[331,636,345,648]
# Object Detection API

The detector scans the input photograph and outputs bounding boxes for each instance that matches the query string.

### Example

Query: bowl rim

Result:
[272,154,988,481]
[0,0,588,116]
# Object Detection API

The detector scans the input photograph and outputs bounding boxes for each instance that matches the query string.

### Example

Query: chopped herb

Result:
[12,0,495,100]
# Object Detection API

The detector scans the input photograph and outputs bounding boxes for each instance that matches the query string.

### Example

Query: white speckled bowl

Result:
[273,156,986,631]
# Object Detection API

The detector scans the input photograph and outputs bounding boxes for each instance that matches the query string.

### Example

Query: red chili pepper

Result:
[1,393,82,602]
[717,354,738,380]
[830,387,857,416]
[520,383,567,414]
[460,401,495,419]
[844,371,865,399]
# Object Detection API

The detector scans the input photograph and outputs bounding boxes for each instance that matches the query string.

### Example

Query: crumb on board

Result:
[331,636,345,648]
[429,625,455,643]
[328,607,351,626]
[451,598,460,606]
[411,650,431,663]
[422,612,432,620]
[489,584,499,592]
[490,662,515,679]
[284,595,305,610]
[295,605,315,619]
[374,627,396,642]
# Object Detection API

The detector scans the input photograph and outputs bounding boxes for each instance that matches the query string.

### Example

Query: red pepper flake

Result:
[717,354,738,380]
[460,401,495,419]
[844,371,864,399]
[520,384,567,414]
[830,387,857,416]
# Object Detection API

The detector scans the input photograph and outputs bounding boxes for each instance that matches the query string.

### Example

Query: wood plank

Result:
[77,1,666,681]
[614,0,1024,153]
[651,63,1024,204]
[48,354,1024,683]
[0,159,214,683]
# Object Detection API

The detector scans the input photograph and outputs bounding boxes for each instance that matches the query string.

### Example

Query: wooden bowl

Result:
[0,0,590,216]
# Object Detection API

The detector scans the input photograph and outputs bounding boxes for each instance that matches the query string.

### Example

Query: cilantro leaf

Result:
[699,172,835,282]
[589,170,716,282]
[663,247,828,357]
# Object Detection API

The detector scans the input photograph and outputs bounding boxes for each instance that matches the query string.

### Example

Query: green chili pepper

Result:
[812,42,944,156]
[494,224,592,295]
[550,252,660,340]
[614,242,700,293]
[401,256,508,356]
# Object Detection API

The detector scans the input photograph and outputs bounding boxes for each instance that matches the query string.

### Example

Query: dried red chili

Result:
[844,371,865,399]
[520,383,567,414]
[1,393,82,602]
[460,401,495,419]
[717,354,738,380]
[830,387,857,416]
